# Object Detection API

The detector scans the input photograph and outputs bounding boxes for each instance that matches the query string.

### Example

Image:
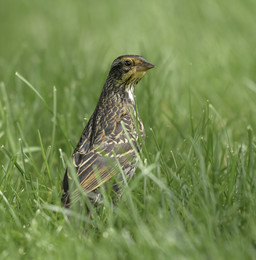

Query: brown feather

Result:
[62,55,154,208]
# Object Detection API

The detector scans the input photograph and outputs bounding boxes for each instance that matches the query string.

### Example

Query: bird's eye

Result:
[124,60,132,66]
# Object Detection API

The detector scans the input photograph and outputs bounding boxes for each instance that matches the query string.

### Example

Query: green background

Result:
[0,0,256,259]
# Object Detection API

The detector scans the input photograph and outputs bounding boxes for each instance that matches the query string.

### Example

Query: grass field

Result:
[1,0,256,259]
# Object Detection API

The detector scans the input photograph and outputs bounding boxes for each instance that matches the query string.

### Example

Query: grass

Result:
[0,0,256,259]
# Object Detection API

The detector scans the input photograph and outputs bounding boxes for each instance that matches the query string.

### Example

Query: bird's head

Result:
[108,55,154,86]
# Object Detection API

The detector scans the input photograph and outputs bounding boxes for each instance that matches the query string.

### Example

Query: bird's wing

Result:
[70,107,139,202]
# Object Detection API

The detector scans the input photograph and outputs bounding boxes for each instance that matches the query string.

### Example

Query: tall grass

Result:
[0,0,256,259]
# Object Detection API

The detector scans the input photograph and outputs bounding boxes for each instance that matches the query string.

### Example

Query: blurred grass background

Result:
[0,0,256,259]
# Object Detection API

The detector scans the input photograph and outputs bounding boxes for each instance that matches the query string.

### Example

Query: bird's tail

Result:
[62,169,70,208]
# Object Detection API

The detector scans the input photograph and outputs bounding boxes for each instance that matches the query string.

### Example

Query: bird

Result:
[62,55,154,208]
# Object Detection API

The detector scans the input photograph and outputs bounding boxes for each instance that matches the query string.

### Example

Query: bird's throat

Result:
[101,80,136,106]
[127,88,135,104]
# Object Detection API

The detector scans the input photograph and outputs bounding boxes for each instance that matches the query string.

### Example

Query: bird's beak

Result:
[135,61,155,72]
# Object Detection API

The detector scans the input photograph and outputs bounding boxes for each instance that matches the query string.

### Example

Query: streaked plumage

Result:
[62,55,154,208]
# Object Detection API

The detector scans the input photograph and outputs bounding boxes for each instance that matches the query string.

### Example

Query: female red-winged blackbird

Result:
[62,55,154,208]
